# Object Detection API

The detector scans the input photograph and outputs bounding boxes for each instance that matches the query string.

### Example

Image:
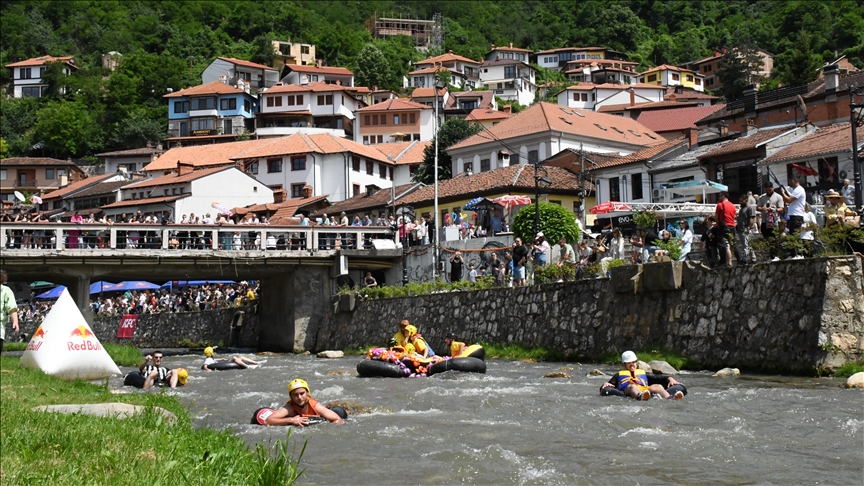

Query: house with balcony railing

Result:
[0,157,85,203]
[479,59,537,106]
[411,51,481,90]
[201,57,280,94]
[163,80,259,148]
[282,61,354,87]
[533,47,631,73]
[256,83,362,139]
[4,55,77,98]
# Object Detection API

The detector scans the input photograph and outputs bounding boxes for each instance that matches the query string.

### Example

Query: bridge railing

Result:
[0,223,395,251]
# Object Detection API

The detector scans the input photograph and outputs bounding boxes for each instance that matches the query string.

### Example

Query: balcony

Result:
[166,126,249,138]
[14,178,38,188]
[256,126,346,138]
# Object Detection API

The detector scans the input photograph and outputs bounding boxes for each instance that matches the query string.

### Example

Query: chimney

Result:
[491,44,496,50]
[668,94,677,101]
[60,174,69,187]
[366,185,380,197]
[177,160,194,176]
[501,105,512,114]
[273,189,287,203]
[629,88,635,106]
[719,121,729,137]
[509,42,513,48]
[302,185,313,198]
[823,64,839,92]
[743,119,757,135]
[688,127,699,147]
[448,50,453,54]
[315,59,322,69]
[743,84,758,113]
[372,85,378,91]
[219,73,228,84]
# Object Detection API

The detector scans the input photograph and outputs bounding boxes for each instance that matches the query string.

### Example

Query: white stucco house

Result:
[479,58,537,106]
[5,55,77,98]
[201,57,280,94]
[96,146,165,174]
[556,83,667,113]
[256,83,363,139]
[354,98,434,145]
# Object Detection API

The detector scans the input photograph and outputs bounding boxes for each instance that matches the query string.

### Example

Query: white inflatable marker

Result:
[20,289,122,380]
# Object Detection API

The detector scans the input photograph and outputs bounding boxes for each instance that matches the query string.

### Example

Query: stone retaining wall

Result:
[8,306,259,349]
[314,257,864,373]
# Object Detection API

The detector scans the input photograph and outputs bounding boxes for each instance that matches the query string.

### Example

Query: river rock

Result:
[637,360,651,371]
[712,367,740,377]
[544,372,571,379]
[588,369,607,376]
[648,360,678,375]
[317,350,344,359]
[844,372,864,388]
[32,403,177,423]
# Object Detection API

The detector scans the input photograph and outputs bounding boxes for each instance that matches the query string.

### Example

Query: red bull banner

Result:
[117,314,138,338]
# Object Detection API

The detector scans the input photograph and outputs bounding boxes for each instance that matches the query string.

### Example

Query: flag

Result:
[792,163,818,177]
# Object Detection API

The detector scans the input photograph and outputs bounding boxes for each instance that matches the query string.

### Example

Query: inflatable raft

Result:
[251,406,347,425]
[357,347,486,378]
[600,384,688,398]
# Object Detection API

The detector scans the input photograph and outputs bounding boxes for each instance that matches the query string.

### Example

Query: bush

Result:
[511,202,581,244]
[534,264,575,283]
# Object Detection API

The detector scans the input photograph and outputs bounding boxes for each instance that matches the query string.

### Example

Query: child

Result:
[467,263,478,283]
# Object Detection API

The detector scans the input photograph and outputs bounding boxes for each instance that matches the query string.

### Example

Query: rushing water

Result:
[118,354,863,485]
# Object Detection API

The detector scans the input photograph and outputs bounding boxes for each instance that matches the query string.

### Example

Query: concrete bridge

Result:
[1,223,400,351]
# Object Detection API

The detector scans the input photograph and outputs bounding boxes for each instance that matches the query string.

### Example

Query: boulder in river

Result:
[637,360,651,371]
[648,360,678,375]
[844,372,864,388]
[544,372,571,379]
[317,350,344,359]
[712,367,740,377]
[32,403,176,423]
[588,369,607,376]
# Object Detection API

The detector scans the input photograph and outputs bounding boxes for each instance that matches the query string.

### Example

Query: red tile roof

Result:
[634,104,726,133]
[410,87,447,98]
[123,166,233,190]
[96,147,164,157]
[664,87,718,100]
[597,101,699,113]
[591,137,688,169]
[263,82,355,94]
[164,81,247,98]
[373,141,430,165]
[408,66,462,76]
[698,127,793,160]
[67,180,128,199]
[143,139,277,171]
[357,98,431,112]
[41,173,116,201]
[286,64,353,76]
[217,57,277,71]
[444,91,495,111]
[399,164,589,206]
[233,195,329,219]
[762,123,864,164]
[639,64,698,75]
[487,46,533,53]
[230,133,392,164]
[312,183,420,217]
[449,102,663,151]
[5,55,75,68]
[0,157,80,167]
[465,108,513,121]
[101,194,190,209]
[415,52,481,66]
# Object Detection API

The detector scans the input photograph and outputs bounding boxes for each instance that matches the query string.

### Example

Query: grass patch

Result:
[0,356,304,485]
[480,343,569,362]
[3,343,142,367]
[833,360,864,378]
[598,349,694,371]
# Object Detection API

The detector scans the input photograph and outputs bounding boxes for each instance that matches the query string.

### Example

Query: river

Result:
[119,354,863,485]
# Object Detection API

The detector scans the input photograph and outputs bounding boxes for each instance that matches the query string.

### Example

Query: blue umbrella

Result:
[37,282,120,299]
[36,286,65,299]
[114,281,162,291]
[464,197,497,211]
[160,280,236,289]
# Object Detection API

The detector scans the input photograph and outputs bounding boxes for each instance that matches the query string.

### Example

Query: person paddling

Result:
[255,379,345,426]
[601,351,684,400]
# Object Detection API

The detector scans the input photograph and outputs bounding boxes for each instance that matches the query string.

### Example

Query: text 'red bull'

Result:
[67,340,102,351]
[26,340,43,351]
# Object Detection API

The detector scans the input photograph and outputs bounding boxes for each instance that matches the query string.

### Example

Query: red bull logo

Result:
[33,326,46,339]
[67,325,101,351]
[26,326,47,351]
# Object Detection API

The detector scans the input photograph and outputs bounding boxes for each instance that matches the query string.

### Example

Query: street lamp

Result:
[850,85,864,226]
[533,162,552,236]
[432,74,447,279]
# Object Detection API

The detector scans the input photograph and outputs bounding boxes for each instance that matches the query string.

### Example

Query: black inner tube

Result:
[203,361,244,371]
[600,384,688,397]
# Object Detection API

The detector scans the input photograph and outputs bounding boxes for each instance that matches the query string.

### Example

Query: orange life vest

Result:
[291,397,321,417]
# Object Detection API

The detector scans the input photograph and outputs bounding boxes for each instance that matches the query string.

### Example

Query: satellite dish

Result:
[796,95,808,122]
[14,191,25,202]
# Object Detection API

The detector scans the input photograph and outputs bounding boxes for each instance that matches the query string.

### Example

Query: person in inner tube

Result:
[259,379,345,426]
[600,351,684,400]
[444,332,466,358]
[139,351,183,389]
[402,324,434,358]
[202,346,260,371]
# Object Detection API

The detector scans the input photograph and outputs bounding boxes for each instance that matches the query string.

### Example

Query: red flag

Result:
[792,163,818,177]
[117,314,138,338]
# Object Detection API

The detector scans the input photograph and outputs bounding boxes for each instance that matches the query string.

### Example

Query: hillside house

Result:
[5,55,76,98]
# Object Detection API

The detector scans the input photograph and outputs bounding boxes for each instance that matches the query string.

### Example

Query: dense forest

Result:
[1,0,862,160]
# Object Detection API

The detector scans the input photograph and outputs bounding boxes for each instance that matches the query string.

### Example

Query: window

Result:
[366,161,374,175]
[353,184,361,197]
[352,156,361,171]
[609,177,621,202]
[460,100,478,109]
[695,78,702,86]
[376,135,383,143]
[393,114,399,125]
[19,67,32,79]
[504,66,516,79]
[409,164,420,175]
[223,119,232,134]
[528,150,539,165]
[379,163,387,179]
[246,161,259,174]
[372,114,378,126]
[631,173,643,200]
[301,45,310,54]
[174,101,189,114]
[581,93,588,101]
[267,158,282,173]
[463,161,474,173]
[672,73,680,81]
[380,114,387,126]
[164,189,169,196]
[362,136,369,145]
[190,118,214,131]
[172,188,178,195]
[412,133,420,141]
[481,159,490,172]
[291,183,305,198]
[511,153,520,165]
[646,74,657,82]
[46,169,55,179]
[244,99,251,112]
[0,169,5,180]
[686,75,694,82]
[409,113,416,124]
[219,98,237,110]
[191,97,215,110]
[364,115,370,126]
[22,86,43,98]
[57,168,66,178]
[286,95,295,106]
[317,94,333,106]
[291,156,306,171]
[413,76,425,87]
[266,96,282,107]
[388,166,394,180]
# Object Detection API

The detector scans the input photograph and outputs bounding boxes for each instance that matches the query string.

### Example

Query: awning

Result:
[662,180,727,200]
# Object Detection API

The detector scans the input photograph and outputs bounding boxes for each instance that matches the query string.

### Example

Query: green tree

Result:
[355,44,391,90]
[0,138,9,159]
[511,202,580,245]
[775,31,822,87]
[716,42,765,101]
[33,100,104,158]
[412,118,482,184]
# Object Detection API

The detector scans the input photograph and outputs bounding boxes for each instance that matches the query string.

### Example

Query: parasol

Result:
[589,201,632,214]
[492,195,532,212]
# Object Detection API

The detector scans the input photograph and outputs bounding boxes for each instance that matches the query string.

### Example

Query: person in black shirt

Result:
[450,251,465,281]
[512,238,530,286]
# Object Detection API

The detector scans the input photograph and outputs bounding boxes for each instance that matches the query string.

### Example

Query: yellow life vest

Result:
[450,341,466,357]
[617,369,648,391]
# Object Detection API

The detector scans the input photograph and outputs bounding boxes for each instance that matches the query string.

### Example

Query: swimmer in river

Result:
[257,379,345,426]
[601,350,684,400]
[202,346,260,371]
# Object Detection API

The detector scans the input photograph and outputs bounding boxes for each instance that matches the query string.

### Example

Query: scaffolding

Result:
[373,13,443,52]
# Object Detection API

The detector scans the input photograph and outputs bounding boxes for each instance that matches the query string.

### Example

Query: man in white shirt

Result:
[780,176,806,257]
[840,179,855,205]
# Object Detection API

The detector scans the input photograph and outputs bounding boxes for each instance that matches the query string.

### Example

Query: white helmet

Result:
[621,350,638,363]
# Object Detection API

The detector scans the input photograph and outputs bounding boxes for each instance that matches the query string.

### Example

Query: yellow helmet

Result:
[203,347,214,357]
[404,325,418,338]
[177,368,188,386]
[288,378,309,395]
[404,343,416,354]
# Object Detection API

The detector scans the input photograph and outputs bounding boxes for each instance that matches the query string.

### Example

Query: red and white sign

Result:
[117,314,138,338]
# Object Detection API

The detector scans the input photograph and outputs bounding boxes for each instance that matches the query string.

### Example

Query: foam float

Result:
[20,289,122,380]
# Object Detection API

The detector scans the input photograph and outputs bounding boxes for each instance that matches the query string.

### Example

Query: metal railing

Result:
[1,223,394,252]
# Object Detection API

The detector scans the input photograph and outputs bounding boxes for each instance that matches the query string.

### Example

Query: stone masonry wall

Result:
[314,257,864,373]
[9,306,259,349]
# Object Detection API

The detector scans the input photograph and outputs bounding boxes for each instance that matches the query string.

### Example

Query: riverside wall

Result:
[314,256,864,373]
[8,306,259,349]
